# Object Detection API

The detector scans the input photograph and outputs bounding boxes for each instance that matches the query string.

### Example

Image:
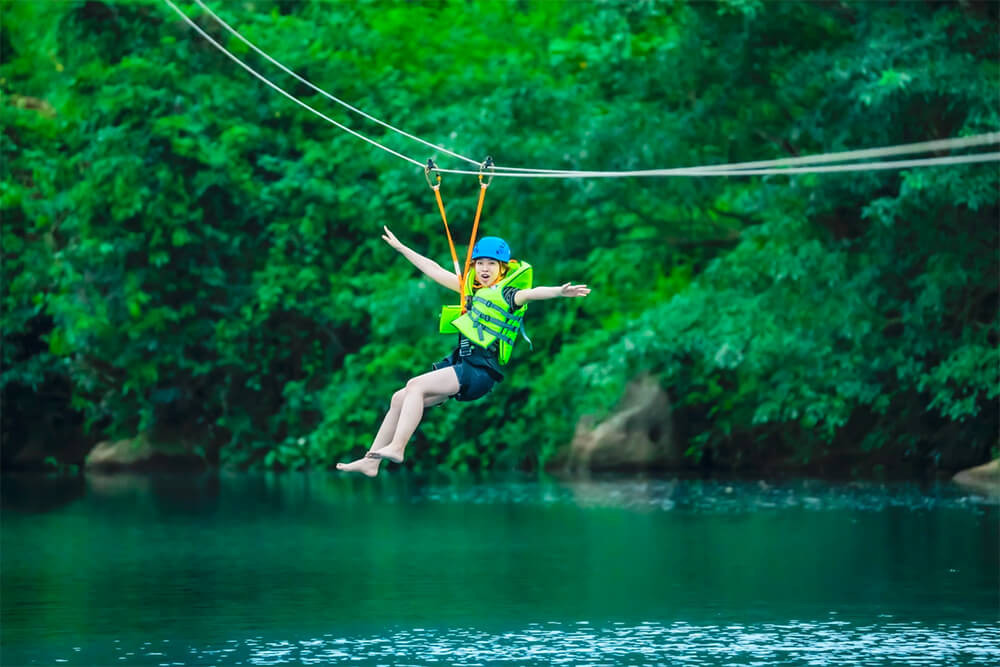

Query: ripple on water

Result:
[413,478,997,514]
[31,620,1000,666]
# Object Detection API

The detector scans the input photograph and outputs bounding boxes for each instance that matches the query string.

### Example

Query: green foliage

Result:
[2,0,996,472]
[42,456,80,475]
[566,2,999,470]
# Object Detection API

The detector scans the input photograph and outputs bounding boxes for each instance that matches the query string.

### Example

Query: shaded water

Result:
[1,473,997,665]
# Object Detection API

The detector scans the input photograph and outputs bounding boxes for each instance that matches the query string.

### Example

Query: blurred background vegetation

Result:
[2,0,997,474]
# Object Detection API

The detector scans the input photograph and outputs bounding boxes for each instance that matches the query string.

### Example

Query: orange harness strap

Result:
[425,161,463,293]
[460,182,489,303]
[425,157,495,311]
[460,157,495,311]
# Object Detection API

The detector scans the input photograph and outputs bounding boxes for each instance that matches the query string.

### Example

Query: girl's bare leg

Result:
[337,367,459,475]
[335,388,409,477]
[374,367,459,464]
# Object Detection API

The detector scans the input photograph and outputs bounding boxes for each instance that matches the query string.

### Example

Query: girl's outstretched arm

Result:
[513,283,591,307]
[382,226,461,293]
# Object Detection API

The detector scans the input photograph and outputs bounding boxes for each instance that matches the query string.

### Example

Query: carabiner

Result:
[478,156,495,188]
[425,158,441,190]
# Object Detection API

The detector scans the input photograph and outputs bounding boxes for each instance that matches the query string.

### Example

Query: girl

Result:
[336,226,590,477]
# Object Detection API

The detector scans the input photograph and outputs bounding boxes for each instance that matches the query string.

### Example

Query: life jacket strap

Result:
[468,311,517,345]
[471,295,523,324]
[469,305,521,333]
[519,322,533,350]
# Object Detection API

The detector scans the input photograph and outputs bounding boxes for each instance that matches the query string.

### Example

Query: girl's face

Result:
[474,258,502,285]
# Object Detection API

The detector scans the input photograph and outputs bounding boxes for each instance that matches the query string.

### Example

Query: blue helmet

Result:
[471,236,511,263]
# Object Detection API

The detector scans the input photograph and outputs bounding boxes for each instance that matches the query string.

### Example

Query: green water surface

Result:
[1,472,997,665]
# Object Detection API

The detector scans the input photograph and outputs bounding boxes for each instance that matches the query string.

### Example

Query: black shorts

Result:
[432,356,497,402]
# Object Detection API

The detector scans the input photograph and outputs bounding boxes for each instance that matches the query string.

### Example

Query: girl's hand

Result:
[560,283,591,298]
[381,226,404,251]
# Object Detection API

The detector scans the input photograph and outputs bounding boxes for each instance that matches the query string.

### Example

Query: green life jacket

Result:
[440,260,533,365]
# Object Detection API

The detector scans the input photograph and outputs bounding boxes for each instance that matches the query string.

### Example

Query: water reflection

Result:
[0,473,85,514]
[5,471,993,517]
[83,471,222,515]
[412,475,998,513]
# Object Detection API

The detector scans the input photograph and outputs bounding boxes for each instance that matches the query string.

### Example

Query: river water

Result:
[1,472,997,665]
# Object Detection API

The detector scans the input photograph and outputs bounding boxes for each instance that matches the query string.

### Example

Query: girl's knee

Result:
[399,377,429,398]
[391,388,408,404]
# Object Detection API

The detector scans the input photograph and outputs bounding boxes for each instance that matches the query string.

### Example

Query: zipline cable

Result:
[434,151,1000,179]
[164,0,1000,179]
[162,0,424,169]
[486,133,1000,176]
[191,0,482,168]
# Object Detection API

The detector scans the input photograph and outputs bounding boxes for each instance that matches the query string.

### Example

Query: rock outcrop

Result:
[952,459,1000,497]
[85,435,204,471]
[557,374,679,472]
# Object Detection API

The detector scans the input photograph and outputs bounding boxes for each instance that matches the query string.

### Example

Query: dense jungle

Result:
[2,0,998,475]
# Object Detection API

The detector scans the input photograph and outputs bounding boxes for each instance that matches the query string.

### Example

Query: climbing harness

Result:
[424,155,533,360]
[426,156,495,325]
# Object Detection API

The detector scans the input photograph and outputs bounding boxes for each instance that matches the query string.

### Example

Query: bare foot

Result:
[373,444,405,463]
[336,452,381,477]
